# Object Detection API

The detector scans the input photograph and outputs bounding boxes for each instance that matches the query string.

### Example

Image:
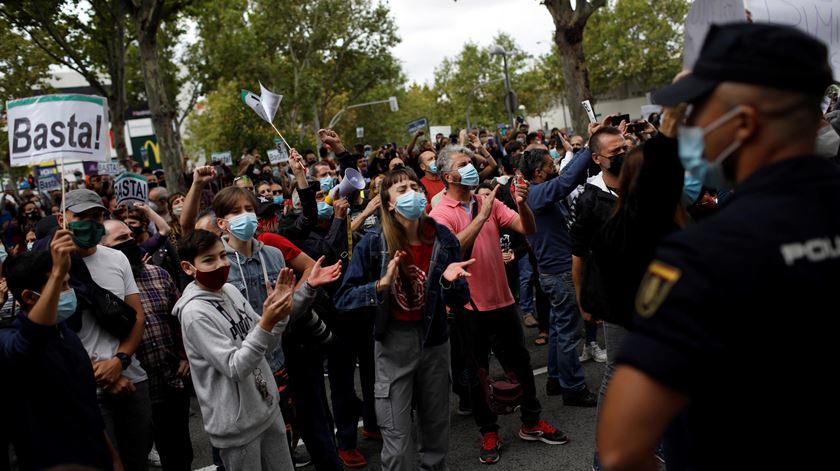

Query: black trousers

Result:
[452,303,542,435]
[151,386,194,471]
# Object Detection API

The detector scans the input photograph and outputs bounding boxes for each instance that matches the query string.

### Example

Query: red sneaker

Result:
[338,448,368,468]
[519,419,569,445]
[479,431,501,464]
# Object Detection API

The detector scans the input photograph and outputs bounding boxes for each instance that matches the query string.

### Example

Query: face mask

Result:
[226,212,258,240]
[68,220,105,249]
[677,106,744,191]
[320,177,336,193]
[56,289,77,322]
[112,239,143,267]
[517,138,525,144]
[172,206,183,217]
[457,163,480,188]
[365,150,371,158]
[194,264,230,291]
[394,190,427,220]
[815,125,840,158]
[26,241,34,251]
[317,201,334,220]
[273,195,284,204]
[130,225,145,239]
[148,182,158,189]
[549,149,560,159]
[682,174,703,207]
[604,153,625,176]
[272,168,281,178]
[427,162,438,174]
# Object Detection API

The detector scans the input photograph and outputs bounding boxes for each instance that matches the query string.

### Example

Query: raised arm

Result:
[181,165,216,232]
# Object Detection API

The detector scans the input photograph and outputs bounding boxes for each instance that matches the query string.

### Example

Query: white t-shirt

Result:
[78,245,147,384]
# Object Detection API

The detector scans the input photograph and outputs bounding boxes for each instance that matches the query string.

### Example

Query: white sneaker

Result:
[148,446,162,467]
[590,342,607,363]
[579,343,592,362]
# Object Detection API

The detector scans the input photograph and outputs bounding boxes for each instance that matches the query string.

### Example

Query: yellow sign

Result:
[636,260,682,318]
[143,140,160,167]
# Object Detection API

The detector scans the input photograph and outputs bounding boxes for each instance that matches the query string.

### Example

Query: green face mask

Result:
[68,220,105,249]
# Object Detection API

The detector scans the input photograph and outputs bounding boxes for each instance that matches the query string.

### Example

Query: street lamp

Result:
[490,45,516,128]
[327,96,399,129]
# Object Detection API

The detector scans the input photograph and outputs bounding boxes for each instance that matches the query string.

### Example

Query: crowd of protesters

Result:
[1,22,839,471]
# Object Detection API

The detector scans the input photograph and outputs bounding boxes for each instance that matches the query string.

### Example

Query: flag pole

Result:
[60,156,66,229]
[268,122,305,170]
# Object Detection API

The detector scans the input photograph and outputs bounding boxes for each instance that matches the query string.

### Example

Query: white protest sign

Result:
[115,173,149,205]
[97,162,123,176]
[36,166,62,193]
[269,139,289,164]
[356,127,364,138]
[640,104,663,119]
[6,94,110,167]
[211,151,233,166]
[750,0,840,78]
[581,100,597,123]
[683,0,746,69]
[429,126,452,138]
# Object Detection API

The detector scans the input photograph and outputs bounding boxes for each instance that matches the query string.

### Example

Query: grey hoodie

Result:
[173,281,286,448]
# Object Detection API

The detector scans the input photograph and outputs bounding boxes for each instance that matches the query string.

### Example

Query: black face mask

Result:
[112,239,144,267]
[148,182,158,189]
[130,225,146,239]
[605,153,625,176]
[25,211,40,221]
[588,159,602,178]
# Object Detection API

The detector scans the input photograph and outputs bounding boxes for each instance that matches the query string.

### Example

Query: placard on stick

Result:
[115,173,149,206]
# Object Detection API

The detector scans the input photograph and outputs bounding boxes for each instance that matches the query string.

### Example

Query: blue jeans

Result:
[518,255,535,314]
[539,272,586,391]
[594,322,629,470]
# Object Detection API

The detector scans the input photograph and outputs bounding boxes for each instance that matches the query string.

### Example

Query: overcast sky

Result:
[388,0,556,85]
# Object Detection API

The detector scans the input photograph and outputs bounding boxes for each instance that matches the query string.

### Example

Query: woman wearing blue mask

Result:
[335,168,475,471]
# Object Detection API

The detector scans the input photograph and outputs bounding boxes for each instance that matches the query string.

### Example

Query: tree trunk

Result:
[555,24,594,136]
[137,31,185,192]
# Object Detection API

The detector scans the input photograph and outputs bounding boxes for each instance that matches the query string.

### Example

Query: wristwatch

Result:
[115,352,132,370]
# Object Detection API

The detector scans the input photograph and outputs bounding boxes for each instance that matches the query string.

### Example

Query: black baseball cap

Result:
[255,196,280,218]
[653,23,833,106]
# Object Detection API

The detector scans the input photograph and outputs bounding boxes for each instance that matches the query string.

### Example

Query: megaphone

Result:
[325,168,366,205]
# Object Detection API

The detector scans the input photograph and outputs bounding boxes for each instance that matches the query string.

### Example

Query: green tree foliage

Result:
[583,0,689,97]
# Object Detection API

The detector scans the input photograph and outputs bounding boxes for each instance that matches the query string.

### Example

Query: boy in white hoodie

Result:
[174,229,299,471]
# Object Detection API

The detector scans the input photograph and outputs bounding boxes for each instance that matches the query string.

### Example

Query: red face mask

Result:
[194,265,230,291]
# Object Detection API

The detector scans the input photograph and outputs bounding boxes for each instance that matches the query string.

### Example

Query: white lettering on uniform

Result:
[780,236,840,266]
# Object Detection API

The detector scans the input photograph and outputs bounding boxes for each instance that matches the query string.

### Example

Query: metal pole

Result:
[502,53,514,128]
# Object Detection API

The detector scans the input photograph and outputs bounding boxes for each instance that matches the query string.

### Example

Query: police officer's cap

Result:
[653,23,833,106]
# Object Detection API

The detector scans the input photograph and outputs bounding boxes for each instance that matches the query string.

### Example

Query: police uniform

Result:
[615,23,840,471]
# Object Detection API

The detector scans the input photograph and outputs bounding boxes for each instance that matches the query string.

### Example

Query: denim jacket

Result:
[334,221,470,348]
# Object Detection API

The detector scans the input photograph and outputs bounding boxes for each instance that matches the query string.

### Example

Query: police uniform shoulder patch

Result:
[636,260,682,318]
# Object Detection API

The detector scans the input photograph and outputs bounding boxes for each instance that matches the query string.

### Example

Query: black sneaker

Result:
[562,387,598,407]
[292,443,312,468]
[479,432,501,464]
[546,378,562,396]
[519,419,570,445]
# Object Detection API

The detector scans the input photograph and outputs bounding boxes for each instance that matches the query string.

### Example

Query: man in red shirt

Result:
[429,145,568,465]
[418,150,445,212]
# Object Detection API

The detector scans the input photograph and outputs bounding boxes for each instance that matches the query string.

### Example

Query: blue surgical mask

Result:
[226,212,258,240]
[549,149,560,159]
[26,241,34,251]
[677,106,744,192]
[317,201,334,220]
[428,162,438,174]
[394,190,427,220]
[273,195,284,204]
[682,174,703,207]
[56,289,77,323]
[272,168,281,178]
[458,163,480,188]
[320,177,336,193]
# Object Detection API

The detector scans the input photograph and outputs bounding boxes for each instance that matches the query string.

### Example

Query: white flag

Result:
[241,82,283,124]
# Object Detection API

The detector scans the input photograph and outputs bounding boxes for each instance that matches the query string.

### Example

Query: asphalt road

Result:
[176,325,607,471]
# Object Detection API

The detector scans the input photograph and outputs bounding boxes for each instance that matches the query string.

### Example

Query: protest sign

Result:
[211,151,233,166]
[97,162,123,176]
[115,172,149,205]
[241,83,282,124]
[268,138,289,164]
[429,126,452,138]
[749,0,840,78]
[582,100,597,123]
[640,104,663,120]
[5,94,110,167]
[35,166,62,193]
[356,127,364,138]
[683,0,746,69]
[407,117,429,135]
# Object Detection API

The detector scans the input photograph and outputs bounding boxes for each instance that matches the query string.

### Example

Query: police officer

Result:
[596,23,840,471]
